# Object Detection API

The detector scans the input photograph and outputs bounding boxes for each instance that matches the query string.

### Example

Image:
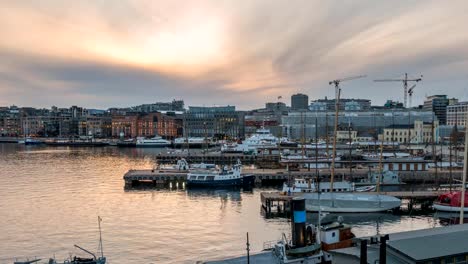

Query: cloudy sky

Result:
[1,0,468,110]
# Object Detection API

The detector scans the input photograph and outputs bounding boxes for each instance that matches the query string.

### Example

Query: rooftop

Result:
[387,223,468,261]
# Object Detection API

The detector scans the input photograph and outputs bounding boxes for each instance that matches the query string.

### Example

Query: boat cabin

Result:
[320,222,355,251]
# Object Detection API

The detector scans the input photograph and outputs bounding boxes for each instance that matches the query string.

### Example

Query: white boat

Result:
[300,192,401,213]
[281,154,340,163]
[173,137,212,148]
[136,136,171,147]
[221,128,278,153]
[283,178,355,193]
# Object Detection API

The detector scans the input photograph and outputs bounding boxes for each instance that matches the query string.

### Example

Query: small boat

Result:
[186,160,255,187]
[116,139,136,147]
[283,178,375,193]
[354,170,404,186]
[434,191,468,212]
[18,137,43,145]
[136,136,171,148]
[300,192,401,213]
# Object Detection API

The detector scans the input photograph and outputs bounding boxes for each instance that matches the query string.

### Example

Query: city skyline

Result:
[1,1,468,109]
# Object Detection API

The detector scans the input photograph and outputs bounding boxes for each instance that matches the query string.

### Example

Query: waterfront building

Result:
[291,93,309,110]
[111,114,139,138]
[184,106,244,139]
[423,95,457,125]
[282,109,435,140]
[310,97,371,111]
[78,116,112,138]
[447,101,468,126]
[380,120,439,144]
[0,106,21,136]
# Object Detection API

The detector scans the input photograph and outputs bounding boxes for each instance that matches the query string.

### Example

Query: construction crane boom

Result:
[329,75,367,85]
[374,73,422,108]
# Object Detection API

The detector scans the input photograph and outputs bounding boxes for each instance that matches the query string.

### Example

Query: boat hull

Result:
[433,203,468,212]
[299,193,401,213]
[187,175,255,187]
[136,144,171,148]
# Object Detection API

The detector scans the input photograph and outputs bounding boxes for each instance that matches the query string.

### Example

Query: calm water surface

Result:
[0,144,446,263]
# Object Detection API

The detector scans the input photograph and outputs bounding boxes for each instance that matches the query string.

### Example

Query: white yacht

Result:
[221,128,278,153]
[136,136,171,147]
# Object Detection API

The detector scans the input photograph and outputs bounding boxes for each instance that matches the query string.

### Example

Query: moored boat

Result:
[300,192,401,213]
[136,136,171,147]
[434,191,468,212]
[186,160,255,187]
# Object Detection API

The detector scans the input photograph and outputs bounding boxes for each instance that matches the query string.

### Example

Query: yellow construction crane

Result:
[374,73,422,108]
[328,75,366,192]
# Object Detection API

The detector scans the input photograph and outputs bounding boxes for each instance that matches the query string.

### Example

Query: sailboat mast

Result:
[98,216,103,258]
[459,114,468,223]
[377,141,384,193]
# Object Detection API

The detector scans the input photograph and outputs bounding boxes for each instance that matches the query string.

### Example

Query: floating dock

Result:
[124,167,462,187]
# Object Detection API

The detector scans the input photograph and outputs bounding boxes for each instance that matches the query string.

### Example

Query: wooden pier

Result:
[124,167,463,187]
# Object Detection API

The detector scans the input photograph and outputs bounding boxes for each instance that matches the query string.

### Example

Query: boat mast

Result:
[315,112,319,178]
[98,216,103,258]
[459,114,468,223]
[377,141,384,193]
[328,75,366,192]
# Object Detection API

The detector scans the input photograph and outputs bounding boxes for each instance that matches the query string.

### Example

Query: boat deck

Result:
[200,251,277,264]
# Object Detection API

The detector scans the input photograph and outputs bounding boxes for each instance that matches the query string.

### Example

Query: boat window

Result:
[197,176,205,180]
[206,176,215,181]
[190,176,197,180]
[332,232,335,237]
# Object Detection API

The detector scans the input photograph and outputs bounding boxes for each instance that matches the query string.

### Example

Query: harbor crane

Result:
[374,73,422,108]
[328,75,366,192]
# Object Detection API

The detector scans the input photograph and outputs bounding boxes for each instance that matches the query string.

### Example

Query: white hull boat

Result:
[299,192,401,213]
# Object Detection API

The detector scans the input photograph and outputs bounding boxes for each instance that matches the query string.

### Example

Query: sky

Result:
[1,0,468,110]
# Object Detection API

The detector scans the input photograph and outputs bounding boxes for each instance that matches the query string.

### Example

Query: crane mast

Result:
[328,75,366,192]
[374,73,422,108]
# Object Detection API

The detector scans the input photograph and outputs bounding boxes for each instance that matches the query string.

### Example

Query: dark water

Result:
[0,144,448,263]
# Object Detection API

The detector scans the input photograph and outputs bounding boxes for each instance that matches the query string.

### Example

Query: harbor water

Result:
[0,144,449,263]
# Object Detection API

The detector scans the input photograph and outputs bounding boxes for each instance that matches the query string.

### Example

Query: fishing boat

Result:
[186,160,255,187]
[136,136,171,148]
